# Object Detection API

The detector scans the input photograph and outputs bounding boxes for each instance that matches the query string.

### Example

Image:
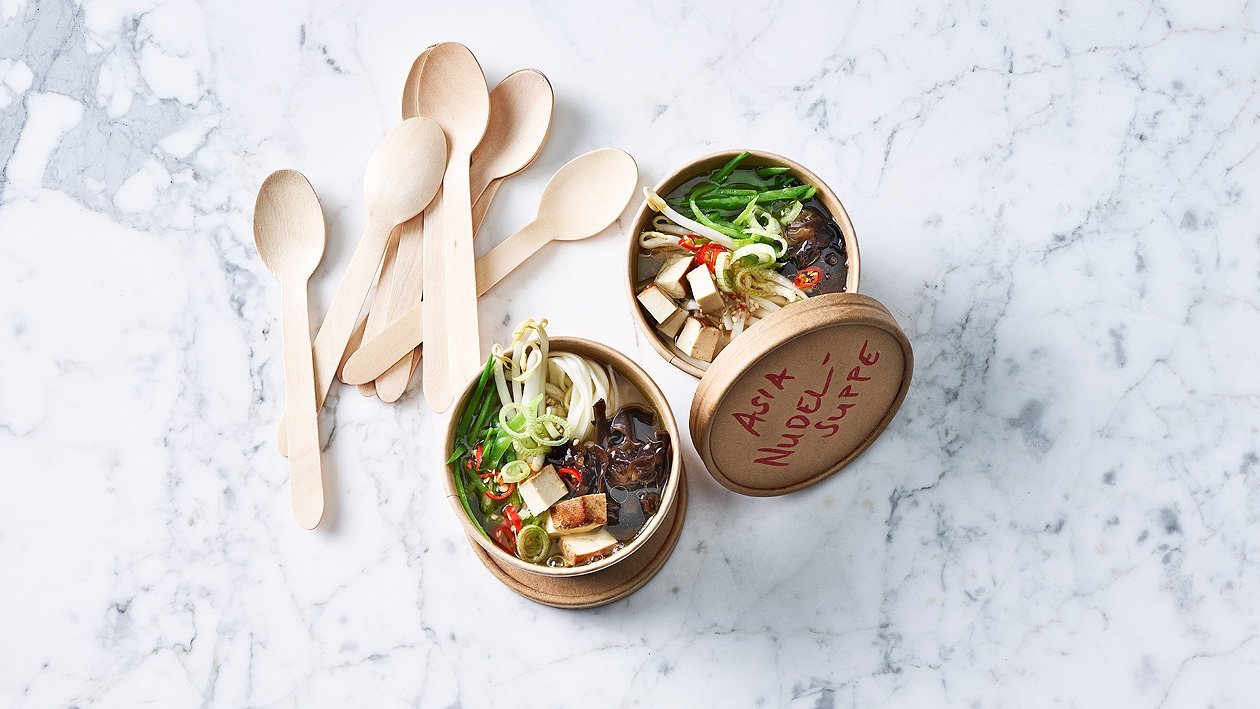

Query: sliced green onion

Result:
[499,402,534,439]
[778,200,803,224]
[513,441,548,460]
[733,243,776,267]
[516,524,550,563]
[530,414,572,447]
[714,251,734,292]
[500,459,532,483]
[733,197,759,227]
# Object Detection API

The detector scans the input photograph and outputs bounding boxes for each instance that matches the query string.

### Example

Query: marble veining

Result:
[1,0,1258,706]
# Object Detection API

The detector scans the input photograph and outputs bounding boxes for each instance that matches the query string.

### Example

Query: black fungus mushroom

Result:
[784,207,838,269]
[545,399,673,539]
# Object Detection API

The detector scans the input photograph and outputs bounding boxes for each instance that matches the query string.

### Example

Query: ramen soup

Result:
[447,320,672,568]
[634,151,849,362]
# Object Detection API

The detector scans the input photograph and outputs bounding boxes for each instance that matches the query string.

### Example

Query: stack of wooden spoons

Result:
[250,42,640,529]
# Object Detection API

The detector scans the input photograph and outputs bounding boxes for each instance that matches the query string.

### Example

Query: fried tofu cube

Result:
[653,255,694,299]
[686,265,725,314]
[676,316,720,362]
[657,309,688,339]
[545,494,607,536]
[558,528,619,565]
[518,465,567,516]
[637,284,681,324]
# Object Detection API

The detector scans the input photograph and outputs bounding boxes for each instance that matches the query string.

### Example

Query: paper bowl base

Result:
[466,468,688,609]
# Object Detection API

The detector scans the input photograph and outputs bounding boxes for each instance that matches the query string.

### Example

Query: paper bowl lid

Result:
[690,292,913,496]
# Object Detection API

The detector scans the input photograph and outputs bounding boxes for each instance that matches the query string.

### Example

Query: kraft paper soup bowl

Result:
[442,336,684,582]
[626,149,862,378]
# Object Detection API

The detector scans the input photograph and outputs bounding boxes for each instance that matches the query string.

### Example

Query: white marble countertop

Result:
[3,1,1259,706]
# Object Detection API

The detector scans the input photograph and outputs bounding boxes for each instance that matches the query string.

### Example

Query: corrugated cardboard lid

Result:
[690,292,913,496]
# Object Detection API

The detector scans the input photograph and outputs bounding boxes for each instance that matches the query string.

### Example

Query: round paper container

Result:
[625,149,862,378]
[442,337,685,589]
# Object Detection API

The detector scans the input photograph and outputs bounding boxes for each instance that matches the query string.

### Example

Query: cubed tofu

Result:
[518,465,567,516]
[656,309,688,339]
[676,317,720,362]
[686,265,725,314]
[653,255,693,299]
[545,494,607,536]
[636,284,681,324]
[558,529,619,566]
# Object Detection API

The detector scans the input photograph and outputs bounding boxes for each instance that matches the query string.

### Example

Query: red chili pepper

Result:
[679,236,702,253]
[557,466,583,487]
[485,482,515,501]
[793,266,823,290]
[492,523,516,553]
[695,243,728,272]
[504,504,522,532]
[472,443,484,470]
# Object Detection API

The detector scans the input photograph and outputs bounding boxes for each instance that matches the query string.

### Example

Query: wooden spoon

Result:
[416,42,489,412]
[341,148,639,385]
[276,117,446,453]
[253,169,327,529]
[356,48,432,397]
[373,68,554,402]
[340,180,506,397]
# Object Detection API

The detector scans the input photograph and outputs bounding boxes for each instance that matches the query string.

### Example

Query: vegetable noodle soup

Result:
[634,151,849,363]
[447,320,673,568]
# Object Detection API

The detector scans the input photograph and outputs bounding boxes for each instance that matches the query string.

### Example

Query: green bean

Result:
[687,181,718,200]
[691,185,815,210]
[706,187,757,198]
[453,463,490,540]
[755,166,792,178]
[667,187,756,209]
[454,356,497,441]
[710,151,750,185]
[690,199,745,239]
[471,386,500,439]
[445,444,466,465]
[757,185,816,202]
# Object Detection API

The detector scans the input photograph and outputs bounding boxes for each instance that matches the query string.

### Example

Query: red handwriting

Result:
[730,367,795,437]
[728,341,880,467]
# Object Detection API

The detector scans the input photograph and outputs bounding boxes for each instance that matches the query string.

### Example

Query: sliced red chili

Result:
[472,443,484,470]
[557,466,583,487]
[679,236,702,253]
[695,243,728,272]
[491,523,516,554]
[504,504,523,532]
[485,482,515,501]
[793,266,823,290]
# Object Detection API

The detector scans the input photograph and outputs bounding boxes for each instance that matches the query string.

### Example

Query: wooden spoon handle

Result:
[281,280,324,529]
[352,224,403,396]
[341,221,547,385]
[277,213,392,454]
[442,156,482,393]
[372,170,501,400]
[373,214,425,402]
[473,221,548,292]
[471,178,501,237]
[421,188,452,411]
[366,175,500,402]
